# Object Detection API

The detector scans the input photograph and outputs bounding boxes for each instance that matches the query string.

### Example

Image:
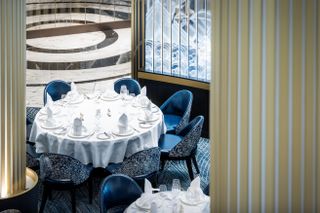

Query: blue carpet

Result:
[38,138,210,212]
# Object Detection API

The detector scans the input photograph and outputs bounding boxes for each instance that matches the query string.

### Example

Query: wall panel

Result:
[211,0,319,212]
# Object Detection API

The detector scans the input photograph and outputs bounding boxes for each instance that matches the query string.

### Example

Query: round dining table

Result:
[29,92,166,168]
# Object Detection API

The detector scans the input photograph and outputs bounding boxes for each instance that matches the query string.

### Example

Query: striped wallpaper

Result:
[0,0,26,198]
[211,0,319,212]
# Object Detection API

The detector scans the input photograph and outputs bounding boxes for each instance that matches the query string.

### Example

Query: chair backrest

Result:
[99,174,143,213]
[160,90,193,132]
[114,78,141,95]
[39,153,90,185]
[43,80,71,105]
[203,184,209,196]
[169,115,204,158]
[115,147,161,179]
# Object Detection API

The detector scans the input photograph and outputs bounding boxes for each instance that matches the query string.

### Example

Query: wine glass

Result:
[159,184,167,192]
[172,179,181,192]
[95,109,102,131]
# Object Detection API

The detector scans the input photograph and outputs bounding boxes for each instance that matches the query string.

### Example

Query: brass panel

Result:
[137,71,210,90]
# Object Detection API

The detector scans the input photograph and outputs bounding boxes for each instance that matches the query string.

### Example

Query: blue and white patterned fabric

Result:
[40,153,92,185]
[106,147,160,178]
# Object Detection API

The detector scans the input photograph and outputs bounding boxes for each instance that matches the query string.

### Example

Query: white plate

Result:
[53,127,68,135]
[179,193,208,206]
[67,126,93,138]
[39,107,61,115]
[100,95,120,101]
[112,127,134,136]
[96,132,111,140]
[139,122,153,129]
[40,121,62,130]
[68,95,85,104]
[138,115,159,122]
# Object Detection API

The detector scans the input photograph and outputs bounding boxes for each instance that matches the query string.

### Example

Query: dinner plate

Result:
[138,115,159,122]
[96,132,111,140]
[112,127,134,136]
[53,127,68,135]
[100,95,120,101]
[179,193,208,206]
[67,126,93,138]
[139,122,153,129]
[68,95,85,104]
[39,107,61,115]
[40,121,62,130]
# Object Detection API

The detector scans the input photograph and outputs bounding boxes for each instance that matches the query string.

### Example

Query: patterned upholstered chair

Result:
[43,80,71,105]
[203,184,209,196]
[158,115,204,180]
[105,147,160,186]
[26,106,41,142]
[39,153,93,213]
[114,78,141,96]
[100,174,143,213]
[160,90,193,134]
[26,152,39,170]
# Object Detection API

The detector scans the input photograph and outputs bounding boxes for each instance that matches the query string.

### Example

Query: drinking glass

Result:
[159,184,167,192]
[172,179,181,192]
[120,85,128,97]
[95,109,102,131]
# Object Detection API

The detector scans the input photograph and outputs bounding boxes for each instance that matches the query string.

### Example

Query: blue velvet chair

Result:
[160,90,193,134]
[158,115,204,180]
[105,147,160,186]
[114,78,141,95]
[39,153,93,213]
[99,174,143,213]
[43,80,71,105]
[26,152,39,170]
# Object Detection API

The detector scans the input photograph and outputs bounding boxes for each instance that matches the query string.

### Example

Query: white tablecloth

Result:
[125,191,210,213]
[29,95,166,167]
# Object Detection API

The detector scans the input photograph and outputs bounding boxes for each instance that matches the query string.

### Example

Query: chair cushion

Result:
[164,114,182,133]
[158,134,183,158]
[105,163,122,174]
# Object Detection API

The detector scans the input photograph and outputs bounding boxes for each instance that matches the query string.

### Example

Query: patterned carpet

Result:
[37,138,210,212]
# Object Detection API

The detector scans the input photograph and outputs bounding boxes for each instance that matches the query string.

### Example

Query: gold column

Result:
[0,0,26,198]
[211,0,319,212]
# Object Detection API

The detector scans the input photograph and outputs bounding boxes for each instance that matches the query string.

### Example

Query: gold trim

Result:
[0,168,38,200]
[138,71,210,90]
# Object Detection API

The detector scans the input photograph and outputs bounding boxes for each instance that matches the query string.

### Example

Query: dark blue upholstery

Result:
[43,80,71,105]
[203,184,209,196]
[160,90,193,134]
[159,116,204,180]
[26,107,41,141]
[39,153,93,213]
[26,152,39,170]
[114,78,141,95]
[105,147,160,184]
[99,174,143,213]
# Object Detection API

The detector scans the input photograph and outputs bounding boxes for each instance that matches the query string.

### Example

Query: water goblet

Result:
[172,179,181,192]
[159,184,167,192]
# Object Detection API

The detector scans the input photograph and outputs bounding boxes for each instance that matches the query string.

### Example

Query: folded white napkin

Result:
[141,86,147,97]
[144,179,153,194]
[45,106,54,127]
[46,93,53,107]
[73,117,83,136]
[142,101,153,121]
[150,201,157,213]
[186,176,205,202]
[118,113,128,133]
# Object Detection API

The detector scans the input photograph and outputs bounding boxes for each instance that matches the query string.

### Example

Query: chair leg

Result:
[161,160,166,171]
[70,189,76,213]
[39,186,50,213]
[186,158,194,181]
[88,178,93,204]
[192,155,200,174]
